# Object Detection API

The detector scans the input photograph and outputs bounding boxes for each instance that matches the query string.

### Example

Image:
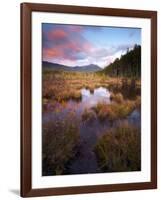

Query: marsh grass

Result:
[43,70,141,107]
[93,100,135,121]
[94,122,141,172]
[110,93,124,103]
[42,70,124,104]
[107,100,135,120]
[108,78,141,100]
[82,109,96,123]
[42,113,80,176]
[134,96,141,109]
[92,94,140,121]
[42,70,141,174]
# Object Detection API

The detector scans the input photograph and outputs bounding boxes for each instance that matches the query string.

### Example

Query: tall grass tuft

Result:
[82,109,96,123]
[110,93,124,103]
[93,100,135,121]
[42,114,80,176]
[94,122,141,172]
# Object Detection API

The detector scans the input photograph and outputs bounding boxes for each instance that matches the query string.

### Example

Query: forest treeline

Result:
[101,45,141,78]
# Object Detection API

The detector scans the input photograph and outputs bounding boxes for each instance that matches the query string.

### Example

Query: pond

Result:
[81,87,111,108]
[43,86,141,175]
[43,87,111,123]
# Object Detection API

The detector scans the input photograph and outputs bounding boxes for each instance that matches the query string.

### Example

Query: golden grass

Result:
[43,70,141,118]
[82,108,96,123]
[107,100,135,120]
[93,95,140,121]
[110,93,124,103]
[94,122,141,172]
[43,70,125,103]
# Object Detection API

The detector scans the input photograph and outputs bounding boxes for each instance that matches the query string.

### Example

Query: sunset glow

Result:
[42,24,141,68]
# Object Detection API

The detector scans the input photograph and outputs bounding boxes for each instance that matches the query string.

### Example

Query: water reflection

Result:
[43,87,111,123]
[43,86,141,175]
[81,87,111,107]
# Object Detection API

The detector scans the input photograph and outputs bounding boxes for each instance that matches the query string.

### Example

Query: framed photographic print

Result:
[21,3,157,197]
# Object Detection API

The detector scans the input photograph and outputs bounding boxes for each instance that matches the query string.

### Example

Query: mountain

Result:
[43,61,101,72]
[101,44,141,77]
[43,61,70,71]
[72,64,101,72]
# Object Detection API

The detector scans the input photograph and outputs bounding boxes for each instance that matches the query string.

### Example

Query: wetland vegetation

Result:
[42,46,141,175]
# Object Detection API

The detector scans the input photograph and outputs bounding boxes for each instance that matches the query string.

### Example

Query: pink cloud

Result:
[43,27,93,62]
[43,48,63,60]
[48,29,68,40]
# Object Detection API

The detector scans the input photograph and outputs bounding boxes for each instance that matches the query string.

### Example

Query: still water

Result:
[81,87,111,107]
[43,87,141,174]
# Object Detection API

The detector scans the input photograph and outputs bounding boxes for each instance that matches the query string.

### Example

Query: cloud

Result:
[42,25,93,63]
[48,29,68,40]
[65,25,84,32]
[85,44,134,67]
[43,48,63,60]
[42,24,135,68]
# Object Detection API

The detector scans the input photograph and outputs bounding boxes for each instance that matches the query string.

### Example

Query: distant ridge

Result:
[43,61,101,72]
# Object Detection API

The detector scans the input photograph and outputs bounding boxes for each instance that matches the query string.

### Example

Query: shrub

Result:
[94,122,141,172]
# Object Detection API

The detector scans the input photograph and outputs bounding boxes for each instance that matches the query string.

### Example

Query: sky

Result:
[42,23,141,68]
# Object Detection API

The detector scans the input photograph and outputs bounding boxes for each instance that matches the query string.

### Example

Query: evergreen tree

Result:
[102,45,141,78]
